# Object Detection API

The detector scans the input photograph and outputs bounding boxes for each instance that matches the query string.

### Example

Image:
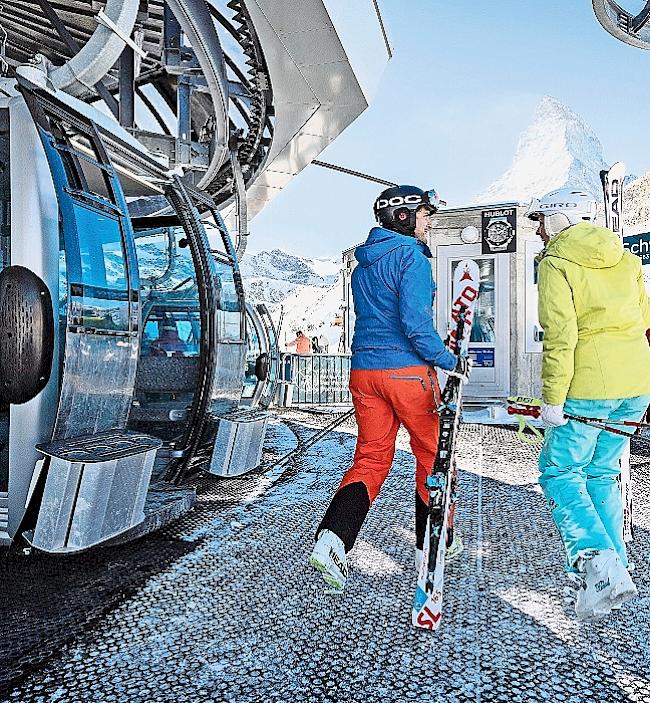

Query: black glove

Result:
[446,355,472,383]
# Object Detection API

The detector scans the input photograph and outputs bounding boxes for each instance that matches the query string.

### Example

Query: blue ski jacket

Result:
[351,227,457,371]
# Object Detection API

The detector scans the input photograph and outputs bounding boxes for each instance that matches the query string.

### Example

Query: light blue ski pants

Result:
[538,395,650,570]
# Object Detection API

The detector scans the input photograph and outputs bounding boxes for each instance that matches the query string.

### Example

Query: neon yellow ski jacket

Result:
[537,222,650,405]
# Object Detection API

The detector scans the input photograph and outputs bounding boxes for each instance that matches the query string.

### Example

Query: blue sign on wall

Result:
[623,233,650,265]
[469,347,495,368]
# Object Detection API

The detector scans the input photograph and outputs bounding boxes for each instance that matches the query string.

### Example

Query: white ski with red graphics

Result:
[600,161,633,543]
[412,259,479,630]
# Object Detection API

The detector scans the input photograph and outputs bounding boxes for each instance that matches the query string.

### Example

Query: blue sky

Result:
[248,1,650,258]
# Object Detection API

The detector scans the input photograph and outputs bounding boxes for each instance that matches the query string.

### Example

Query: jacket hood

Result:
[355,227,431,267]
[544,222,624,269]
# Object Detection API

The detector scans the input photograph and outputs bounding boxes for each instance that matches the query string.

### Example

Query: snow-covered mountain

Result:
[623,169,650,231]
[240,249,345,350]
[239,249,340,305]
[476,96,608,204]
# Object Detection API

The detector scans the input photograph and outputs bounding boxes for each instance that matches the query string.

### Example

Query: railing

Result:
[279,353,351,405]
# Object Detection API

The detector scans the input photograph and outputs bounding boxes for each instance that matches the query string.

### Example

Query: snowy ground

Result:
[2,416,650,703]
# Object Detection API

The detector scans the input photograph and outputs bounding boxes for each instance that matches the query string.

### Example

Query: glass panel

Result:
[72,203,129,331]
[76,155,113,201]
[46,114,114,202]
[242,312,261,399]
[451,257,496,369]
[214,257,242,341]
[130,220,202,442]
[471,258,496,343]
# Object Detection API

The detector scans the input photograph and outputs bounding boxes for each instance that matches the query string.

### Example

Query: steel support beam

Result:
[119,46,135,129]
[163,3,182,68]
[177,75,192,164]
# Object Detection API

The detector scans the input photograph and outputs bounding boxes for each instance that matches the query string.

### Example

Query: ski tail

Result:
[601,161,625,235]
[602,161,632,542]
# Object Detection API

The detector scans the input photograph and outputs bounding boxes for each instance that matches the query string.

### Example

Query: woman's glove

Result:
[541,403,567,427]
[446,355,473,383]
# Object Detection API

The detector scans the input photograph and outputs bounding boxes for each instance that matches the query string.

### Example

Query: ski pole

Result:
[506,397,650,444]
[563,414,650,429]
[271,407,355,469]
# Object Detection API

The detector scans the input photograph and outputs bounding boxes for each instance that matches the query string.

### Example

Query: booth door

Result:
[436,244,510,398]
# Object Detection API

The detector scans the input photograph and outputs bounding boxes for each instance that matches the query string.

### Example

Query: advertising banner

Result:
[623,232,650,292]
[481,208,517,254]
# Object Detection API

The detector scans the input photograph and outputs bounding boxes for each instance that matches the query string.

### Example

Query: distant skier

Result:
[287,330,311,354]
[527,187,650,620]
[309,185,471,591]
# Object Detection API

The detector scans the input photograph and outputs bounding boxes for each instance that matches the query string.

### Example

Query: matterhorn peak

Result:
[475,96,608,205]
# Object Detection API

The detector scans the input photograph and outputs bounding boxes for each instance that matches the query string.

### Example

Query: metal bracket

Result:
[230,138,249,260]
[96,8,148,59]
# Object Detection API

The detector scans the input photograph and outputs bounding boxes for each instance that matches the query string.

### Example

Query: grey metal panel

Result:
[0,493,9,545]
[32,442,158,553]
[208,409,268,476]
[277,27,348,66]
[32,461,82,551]
[321,0,392,101]
[53,332,138,440]
[67,461,117,548]
[211,341,247,414]
[6,94,60,537]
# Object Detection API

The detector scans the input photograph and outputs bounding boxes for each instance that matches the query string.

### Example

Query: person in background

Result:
[311,336,321,353]
[318,332,329,354]
[527,187,650,622]
[287,330,311,354]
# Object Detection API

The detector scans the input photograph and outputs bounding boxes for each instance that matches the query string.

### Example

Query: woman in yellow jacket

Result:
[527,187,650,622]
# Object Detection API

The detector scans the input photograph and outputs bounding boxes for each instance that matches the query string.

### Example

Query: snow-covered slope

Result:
[276,277,344,350]
[240,249,344,350]
[476,96,608,204]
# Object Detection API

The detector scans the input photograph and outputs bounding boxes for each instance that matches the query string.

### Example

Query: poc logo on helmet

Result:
[375,195,424,210]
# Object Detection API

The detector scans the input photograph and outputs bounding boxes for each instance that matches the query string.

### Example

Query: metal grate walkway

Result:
[1,421,649,702]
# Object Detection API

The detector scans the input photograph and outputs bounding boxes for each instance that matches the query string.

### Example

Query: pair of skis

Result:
[601,162,634,543]
[412,259,479,630]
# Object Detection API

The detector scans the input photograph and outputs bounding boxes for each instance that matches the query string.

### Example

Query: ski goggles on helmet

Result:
[423,189,440,210]
[525,198,542,221]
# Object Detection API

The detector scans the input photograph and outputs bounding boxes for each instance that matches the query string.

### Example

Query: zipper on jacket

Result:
[389,375,427,392]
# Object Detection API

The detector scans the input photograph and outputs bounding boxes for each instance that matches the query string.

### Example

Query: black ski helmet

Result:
[373,185,440,235]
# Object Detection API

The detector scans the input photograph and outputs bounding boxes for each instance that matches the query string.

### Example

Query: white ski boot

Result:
[309,529,348,591]
[574,549,637,622]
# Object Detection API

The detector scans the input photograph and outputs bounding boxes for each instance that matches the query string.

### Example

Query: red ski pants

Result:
[338,366,441,506]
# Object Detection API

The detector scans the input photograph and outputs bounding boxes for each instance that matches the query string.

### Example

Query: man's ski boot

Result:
[309,529,348,591]
[574,549,637,621]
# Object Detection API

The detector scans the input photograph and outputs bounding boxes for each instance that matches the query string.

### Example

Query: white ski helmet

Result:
[525,187,598,238]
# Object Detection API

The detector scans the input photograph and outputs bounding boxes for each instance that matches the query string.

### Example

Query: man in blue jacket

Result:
[309,185,470,591]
